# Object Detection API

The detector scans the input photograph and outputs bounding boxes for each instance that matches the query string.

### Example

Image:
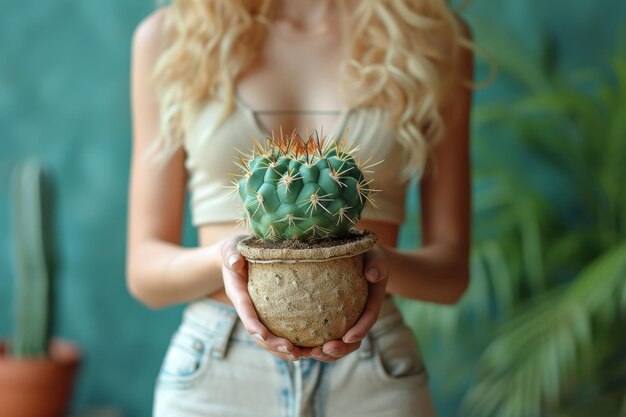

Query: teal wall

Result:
[1,1,624,416]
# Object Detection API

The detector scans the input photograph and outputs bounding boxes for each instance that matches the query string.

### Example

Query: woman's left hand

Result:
[309,243,389,362]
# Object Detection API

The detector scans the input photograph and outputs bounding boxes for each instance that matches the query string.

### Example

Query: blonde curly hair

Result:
[145,0,475,180]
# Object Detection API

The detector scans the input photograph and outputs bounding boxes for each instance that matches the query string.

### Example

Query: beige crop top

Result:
[182,93,412,227]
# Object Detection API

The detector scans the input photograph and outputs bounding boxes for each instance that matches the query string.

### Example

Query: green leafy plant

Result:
[461,38,626,416]
[398,24,626,417]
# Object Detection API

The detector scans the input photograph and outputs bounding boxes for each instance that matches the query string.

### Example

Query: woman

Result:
[127,0,473,415]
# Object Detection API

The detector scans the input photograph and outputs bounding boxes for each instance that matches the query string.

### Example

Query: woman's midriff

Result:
[198,219,400,306]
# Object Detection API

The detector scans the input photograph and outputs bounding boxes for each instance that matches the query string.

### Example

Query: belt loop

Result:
[210,309,239,359]
[359,333,374,359]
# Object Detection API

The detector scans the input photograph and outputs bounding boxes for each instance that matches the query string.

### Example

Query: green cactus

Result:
[10,158,56,357]
[233,130,378,242]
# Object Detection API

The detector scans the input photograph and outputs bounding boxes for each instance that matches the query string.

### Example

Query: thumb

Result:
[364,245,388,283]
[365,267,382,283]
[221,235,247,271]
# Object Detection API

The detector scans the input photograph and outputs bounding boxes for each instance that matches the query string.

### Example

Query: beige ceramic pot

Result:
[0,339,81,417]
[237,230,377,347]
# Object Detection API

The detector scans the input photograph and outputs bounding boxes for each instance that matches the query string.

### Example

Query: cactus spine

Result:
[10,159,56,357]
[233,130,379,242]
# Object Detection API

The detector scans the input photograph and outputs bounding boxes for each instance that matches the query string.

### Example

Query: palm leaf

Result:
[461,243,626,417]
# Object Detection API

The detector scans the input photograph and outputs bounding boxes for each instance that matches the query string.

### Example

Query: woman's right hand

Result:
[220,235,308,361]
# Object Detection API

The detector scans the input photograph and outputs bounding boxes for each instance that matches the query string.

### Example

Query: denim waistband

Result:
[181,295,401,358]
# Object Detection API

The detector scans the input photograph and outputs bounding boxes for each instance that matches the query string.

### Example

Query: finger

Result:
[322,340,361,358]
[243,323,301,358]
[264,333,300,358]
[342,279,388,343]
[310,346,338,363]
[262,346,297,362]
[221,264,270,340]
[295,346,315,359]
[254,337,301,361]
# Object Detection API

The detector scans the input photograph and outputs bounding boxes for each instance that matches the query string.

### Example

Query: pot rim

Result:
[237,230,377,262]
[0,338,82,365]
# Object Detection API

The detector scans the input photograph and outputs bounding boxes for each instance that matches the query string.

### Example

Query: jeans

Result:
[152,296,437,417]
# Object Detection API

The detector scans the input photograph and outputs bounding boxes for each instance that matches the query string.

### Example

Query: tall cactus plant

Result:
[10,158,56,357]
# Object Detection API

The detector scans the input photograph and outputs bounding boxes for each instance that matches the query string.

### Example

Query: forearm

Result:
[382,242,469,304]
[126,240,224,309]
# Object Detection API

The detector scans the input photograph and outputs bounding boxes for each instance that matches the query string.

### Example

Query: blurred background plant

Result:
[9,159,56,358]
[0,159,82,417]
[397,20,626,417]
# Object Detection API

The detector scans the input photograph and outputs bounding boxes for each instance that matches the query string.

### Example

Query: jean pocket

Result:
[156,326,211,389]
[370,319,428,384]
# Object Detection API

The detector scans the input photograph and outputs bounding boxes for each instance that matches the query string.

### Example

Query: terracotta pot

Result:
[0,339,81,417]
[237,230,377,347]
